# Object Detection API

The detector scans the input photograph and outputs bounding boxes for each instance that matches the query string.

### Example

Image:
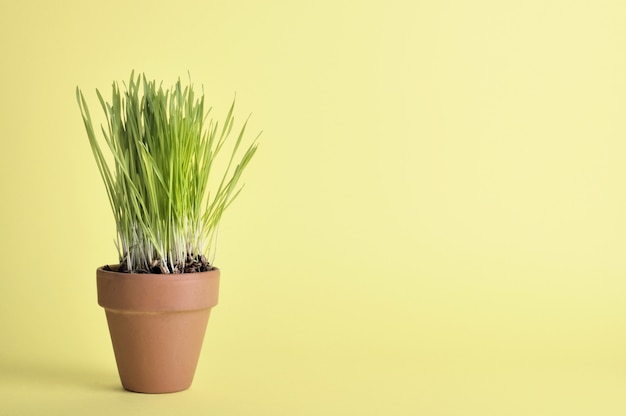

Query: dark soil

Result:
[104,254,215,274]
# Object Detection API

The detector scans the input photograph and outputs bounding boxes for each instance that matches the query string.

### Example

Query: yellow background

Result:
[2,0,626,414]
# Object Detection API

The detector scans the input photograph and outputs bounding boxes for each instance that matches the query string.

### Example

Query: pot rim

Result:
[97,265,220,312]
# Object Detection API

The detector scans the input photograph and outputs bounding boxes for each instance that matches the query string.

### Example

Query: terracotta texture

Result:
[97,266,220,393]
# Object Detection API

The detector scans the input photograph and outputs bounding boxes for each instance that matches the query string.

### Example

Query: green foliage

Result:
[77,72,258,273]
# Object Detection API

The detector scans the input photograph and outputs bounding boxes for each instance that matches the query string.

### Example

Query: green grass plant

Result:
[77,72,258,274]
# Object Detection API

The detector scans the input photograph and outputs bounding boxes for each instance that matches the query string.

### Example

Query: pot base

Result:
[105,308,212,393]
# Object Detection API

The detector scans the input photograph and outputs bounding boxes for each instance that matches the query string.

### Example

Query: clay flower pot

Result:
[97,266,220,393]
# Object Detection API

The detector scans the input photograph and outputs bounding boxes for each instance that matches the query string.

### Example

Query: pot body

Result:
[97,266,220,393]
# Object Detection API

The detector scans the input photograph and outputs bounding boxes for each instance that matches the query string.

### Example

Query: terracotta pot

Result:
[97,266,220,393]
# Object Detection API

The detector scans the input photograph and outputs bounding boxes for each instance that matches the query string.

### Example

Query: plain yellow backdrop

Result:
[2,0,626,414]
